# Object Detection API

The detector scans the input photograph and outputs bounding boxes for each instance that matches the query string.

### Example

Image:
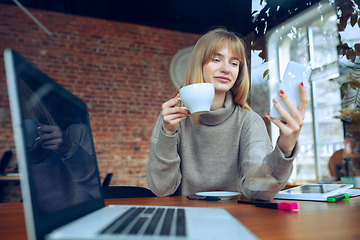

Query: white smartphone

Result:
[269,61,312,121]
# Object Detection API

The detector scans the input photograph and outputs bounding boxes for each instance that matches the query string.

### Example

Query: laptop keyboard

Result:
[101,207,186,237]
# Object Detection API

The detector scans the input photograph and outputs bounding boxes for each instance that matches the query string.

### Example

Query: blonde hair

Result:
[20,79,57,126]
[182,28,251,110]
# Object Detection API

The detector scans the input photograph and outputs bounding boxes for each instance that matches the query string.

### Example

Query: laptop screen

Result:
[4,49,105,239]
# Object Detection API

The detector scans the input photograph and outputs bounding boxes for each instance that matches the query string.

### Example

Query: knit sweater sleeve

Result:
[146,113,182,197]
[239,113,297,201]
[62,123,101,199]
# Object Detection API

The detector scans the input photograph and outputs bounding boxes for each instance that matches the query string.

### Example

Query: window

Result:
[266,2,344,182]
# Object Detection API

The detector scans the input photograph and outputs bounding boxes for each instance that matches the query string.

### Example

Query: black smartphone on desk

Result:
[186,195,221,201]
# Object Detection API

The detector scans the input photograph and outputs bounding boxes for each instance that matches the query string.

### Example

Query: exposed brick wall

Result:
[0,4,200,202]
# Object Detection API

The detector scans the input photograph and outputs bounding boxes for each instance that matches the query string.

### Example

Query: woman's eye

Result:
[231,62,239,66]
[212,58,220,62]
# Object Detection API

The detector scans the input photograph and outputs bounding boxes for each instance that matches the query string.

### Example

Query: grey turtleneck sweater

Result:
[30,123,101,213]
[147,92,297,200]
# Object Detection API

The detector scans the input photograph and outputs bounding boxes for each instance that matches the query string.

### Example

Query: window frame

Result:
[266,1,342,182]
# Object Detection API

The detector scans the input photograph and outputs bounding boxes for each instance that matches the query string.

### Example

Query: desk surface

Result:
[0,174,20,182]
[1,195,360,240]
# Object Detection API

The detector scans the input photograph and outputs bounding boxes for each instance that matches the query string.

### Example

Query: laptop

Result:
[3,48,258,240]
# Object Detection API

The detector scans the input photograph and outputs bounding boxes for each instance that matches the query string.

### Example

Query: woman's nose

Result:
[220,62,230,73]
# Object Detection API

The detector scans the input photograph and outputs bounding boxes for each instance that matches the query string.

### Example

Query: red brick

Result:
[0,4,200,201]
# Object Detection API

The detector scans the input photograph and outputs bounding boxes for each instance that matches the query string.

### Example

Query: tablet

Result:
[274,184,353,201]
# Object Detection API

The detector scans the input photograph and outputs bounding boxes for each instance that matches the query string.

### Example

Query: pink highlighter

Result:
[237,200,298,211]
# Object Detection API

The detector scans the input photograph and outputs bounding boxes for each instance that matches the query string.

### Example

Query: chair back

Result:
[102,173,113,186]
[0,151,13,174]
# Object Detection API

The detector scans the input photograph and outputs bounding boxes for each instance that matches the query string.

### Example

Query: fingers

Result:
[162,105,189,116]
[268,97,296,130]
[162,103,189,125]
[38,131,61,142]
[265,83,307,156]
[265,112,289,134]
[38,125,60,135]
[36,125,62,145]
[41,138,62,149]
[162,97,179,109]
[35,124,75,156]
[298,82,308,117]
[274,84,306,124]
[266,83,307,131]
[163,113,187,126]
[161,94,190,134]
[279,91,299,122]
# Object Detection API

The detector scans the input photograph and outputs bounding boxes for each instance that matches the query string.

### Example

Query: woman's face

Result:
[202,44,240,95]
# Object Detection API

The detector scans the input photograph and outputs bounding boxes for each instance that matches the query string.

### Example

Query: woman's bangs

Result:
[202,36,244,66]
[227,39,245,66]
[202,39,222,65]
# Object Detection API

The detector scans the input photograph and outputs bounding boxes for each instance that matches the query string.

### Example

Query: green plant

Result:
[340,70,360,109]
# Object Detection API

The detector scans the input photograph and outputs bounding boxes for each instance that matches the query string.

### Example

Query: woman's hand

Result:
[36,124,76,158]
[265,83,307,157]
[162,93,190,135]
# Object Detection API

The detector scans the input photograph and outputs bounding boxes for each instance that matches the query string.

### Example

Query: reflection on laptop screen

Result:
[4,49,104,239]
[20,78,101,214]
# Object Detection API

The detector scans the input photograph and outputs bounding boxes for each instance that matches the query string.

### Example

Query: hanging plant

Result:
[336,0,360,64]
[334,70,360,122]
[340,70,360,109]
[333,0,360,123]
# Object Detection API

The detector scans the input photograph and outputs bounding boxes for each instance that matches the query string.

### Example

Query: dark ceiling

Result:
[0,0,252,36]
[0,0,324,37]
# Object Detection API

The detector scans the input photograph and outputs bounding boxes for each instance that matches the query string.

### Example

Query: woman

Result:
[147,28,307,200]
[20,79,101,213]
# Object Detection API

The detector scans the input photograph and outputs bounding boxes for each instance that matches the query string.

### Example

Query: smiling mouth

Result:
[215,77,231,83]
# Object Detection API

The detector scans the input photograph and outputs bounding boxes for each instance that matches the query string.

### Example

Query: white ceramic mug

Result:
[23,119,39,148]
[178,83,215,115]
